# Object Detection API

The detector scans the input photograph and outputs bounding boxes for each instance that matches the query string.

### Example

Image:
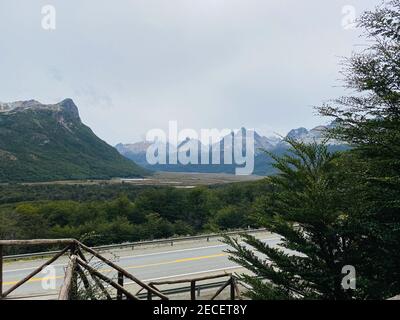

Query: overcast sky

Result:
[0,0,381,145]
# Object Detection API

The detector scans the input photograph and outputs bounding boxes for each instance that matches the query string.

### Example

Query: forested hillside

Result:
[0,99,147,182]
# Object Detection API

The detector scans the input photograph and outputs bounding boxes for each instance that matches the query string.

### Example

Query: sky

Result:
[0,0,382,145]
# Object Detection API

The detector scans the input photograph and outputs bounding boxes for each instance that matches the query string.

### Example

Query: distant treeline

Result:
[0,183,161,204]
[0,181,270,254]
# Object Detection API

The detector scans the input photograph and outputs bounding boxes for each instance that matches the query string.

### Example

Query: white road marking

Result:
[3,236,281,274]
[139,266,243,283]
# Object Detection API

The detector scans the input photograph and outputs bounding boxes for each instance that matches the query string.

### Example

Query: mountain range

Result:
[0,99,147,182]
[116,123,348,176]
[0,97,347,182]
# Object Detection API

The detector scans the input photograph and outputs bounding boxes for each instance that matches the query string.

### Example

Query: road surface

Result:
[2,232,280,299]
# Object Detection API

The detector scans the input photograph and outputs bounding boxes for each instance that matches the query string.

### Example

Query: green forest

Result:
[0,181,269,253]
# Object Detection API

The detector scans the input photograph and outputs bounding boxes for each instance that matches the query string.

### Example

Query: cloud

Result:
[0,0,381,145]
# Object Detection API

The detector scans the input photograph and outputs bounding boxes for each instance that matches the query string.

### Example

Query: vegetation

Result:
[225,140,363,299]
[0,99,147,182]
[319,0,400,298]
[0,0,398,302]
[0,181,269,254]
[225,0,400,300]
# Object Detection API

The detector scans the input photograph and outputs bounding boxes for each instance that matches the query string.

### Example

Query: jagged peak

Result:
[57,98,80,119]
[286,127,309,139]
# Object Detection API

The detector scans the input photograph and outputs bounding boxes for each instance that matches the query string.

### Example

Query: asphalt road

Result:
[2,233,280,299]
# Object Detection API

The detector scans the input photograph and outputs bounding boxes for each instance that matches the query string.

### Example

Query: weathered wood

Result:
[0,239,75,246]
[230,278,235,300]
[0,238,238,301]
[76,265,92,296]
[135,287,145,295]
[147,284,159,300]
[117,272,124,300]
[233,277,241,300]
[149,273,232,286]
[78,241,168,300]
[190,281,196,300]
[210,278,232,301]
[76,247,112,300]
[1,245,71,298]
[76,257,139,301]
[59,255,77,300]
[92,276,113,300]
[0,245,3,298]
[91,274,112,300]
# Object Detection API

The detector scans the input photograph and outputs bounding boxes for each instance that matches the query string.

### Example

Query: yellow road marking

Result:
[3,253,228,286]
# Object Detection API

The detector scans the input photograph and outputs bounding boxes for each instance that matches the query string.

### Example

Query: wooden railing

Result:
[137,273,241,300]
[0,239,242,300]
[0,239,168,300]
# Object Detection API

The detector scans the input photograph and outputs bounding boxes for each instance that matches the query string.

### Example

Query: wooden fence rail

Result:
[138,273,241,300]
[0,239,241,300]
[0,239,166,300]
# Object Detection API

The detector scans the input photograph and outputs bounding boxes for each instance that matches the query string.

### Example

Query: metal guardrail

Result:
[3,228,267,261]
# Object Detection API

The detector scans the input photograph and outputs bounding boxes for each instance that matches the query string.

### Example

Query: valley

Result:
[19,172,264,187]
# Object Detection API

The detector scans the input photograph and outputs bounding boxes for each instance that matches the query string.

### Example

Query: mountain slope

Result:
[116,124,348,176]
[0,99,147,182]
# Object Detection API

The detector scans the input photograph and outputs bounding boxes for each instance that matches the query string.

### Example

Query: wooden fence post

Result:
[191,281,196,300]
[230,277,235,300]
[59,255,77,300]
[117,272,124,300]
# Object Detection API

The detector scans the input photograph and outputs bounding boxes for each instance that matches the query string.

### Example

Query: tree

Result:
[225,140,361,300]
[185,187,214,230]
[212,205,253,230]
[224,0,400,300]
[318,0,400,298]
[143,213,174,239]
[0,210,19,240]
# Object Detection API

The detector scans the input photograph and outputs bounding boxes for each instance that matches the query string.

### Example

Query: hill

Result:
[0,99,147,182]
